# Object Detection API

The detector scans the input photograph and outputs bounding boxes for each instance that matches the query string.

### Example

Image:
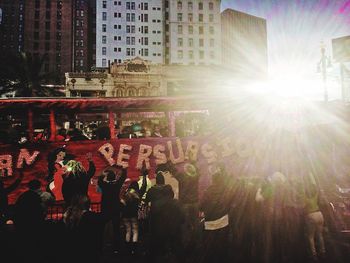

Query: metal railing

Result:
[46,202,101,222]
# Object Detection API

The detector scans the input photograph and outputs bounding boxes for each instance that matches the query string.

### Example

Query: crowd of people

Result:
[0,147,337,263]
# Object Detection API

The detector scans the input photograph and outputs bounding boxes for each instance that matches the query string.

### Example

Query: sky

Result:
[221,0,350,100]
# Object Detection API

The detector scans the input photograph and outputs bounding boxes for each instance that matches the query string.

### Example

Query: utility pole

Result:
[340,63,346,101]
[320,45,328,102]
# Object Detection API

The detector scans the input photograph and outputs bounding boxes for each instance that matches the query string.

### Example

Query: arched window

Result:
[138,87,148,96]
[151,87,158,96]
[127,88,136,97]
[116,88,123,97]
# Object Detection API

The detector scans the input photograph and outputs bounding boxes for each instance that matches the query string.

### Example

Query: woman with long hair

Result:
[121,172,147,255]
[47,147,67,201]
[61,153,95,206]
[63,195,103,263]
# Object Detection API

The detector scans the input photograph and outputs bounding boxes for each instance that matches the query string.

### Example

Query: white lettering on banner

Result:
[235,138,253,158]
[137,144,152,169]
[98,143,116,166]
[153,144,167,165]
[117,144,132,168]
[16,149,40,168]
[216,137,235,158]
[201,143,217,164]
[184,140,199,161]
[167,139,185,164]
[0,155,13,176]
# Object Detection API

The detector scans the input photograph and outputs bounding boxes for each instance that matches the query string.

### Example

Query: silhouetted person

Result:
[63,195,104,263]
[28,179,55,215]
[0,170,23,225]
[149,185,185,262]
[200,167,233,263]
[98,165,127,253]
[61,153,95,206]
[121,172,147,255]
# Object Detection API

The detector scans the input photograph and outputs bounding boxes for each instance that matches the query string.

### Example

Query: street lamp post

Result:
[317,43,332,102]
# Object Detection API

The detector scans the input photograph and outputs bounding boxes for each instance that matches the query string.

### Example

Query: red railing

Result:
[46,202,101,222]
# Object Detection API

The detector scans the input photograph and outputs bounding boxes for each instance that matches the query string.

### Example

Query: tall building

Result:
[73,0,96,72]
[0,0,96,83]
[0,0,25,53]
[96,0,164,68]
[164,0,222,65]
[23,0,74,77]
[221,9,268,77]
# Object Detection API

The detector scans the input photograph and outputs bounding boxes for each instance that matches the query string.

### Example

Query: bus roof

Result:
[0,96,221,112]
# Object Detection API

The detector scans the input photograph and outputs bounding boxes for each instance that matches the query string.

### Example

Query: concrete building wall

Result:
[96,0,164,68]
[166,0,221,65]
[221,9,268,78]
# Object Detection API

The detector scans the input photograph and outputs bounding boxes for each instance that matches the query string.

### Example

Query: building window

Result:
[199,2,203,10]
[178,25,183,34]
[34,32,39,40]
[199,14,203,22]
[199,51,204,59]
[35,0,40,9]
[188,13,193,22]
[210,38,214,47]
[144,3,148,10]
[189,50,194,59]
[102,59,107,67]
[177,1,182,10]
[102,35,107,44]
[102,47,106,55]
[102,24,106,32]
[199,38,204,47]
[209,26,214,34]
[209,14,214,22]
[177,13,182,22]
[144,48,149,56]
[45,42,50,51]
[178,38,183,47]
[199,26,203,34]
[188,25,193,34]
[131,2,135,9]
[188,2,193,10]
[210,51,215,59]
[131,13,135,22]
[45,32,50,40]
[102,1,107,8]
[127,48,131,56]
[188,38,193,47]
[126,2,130,9]
[209,2,214,10]
[144,37,148,45]
[35,11,40,19]
[177,50,183,59]
[102,12,107,21]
